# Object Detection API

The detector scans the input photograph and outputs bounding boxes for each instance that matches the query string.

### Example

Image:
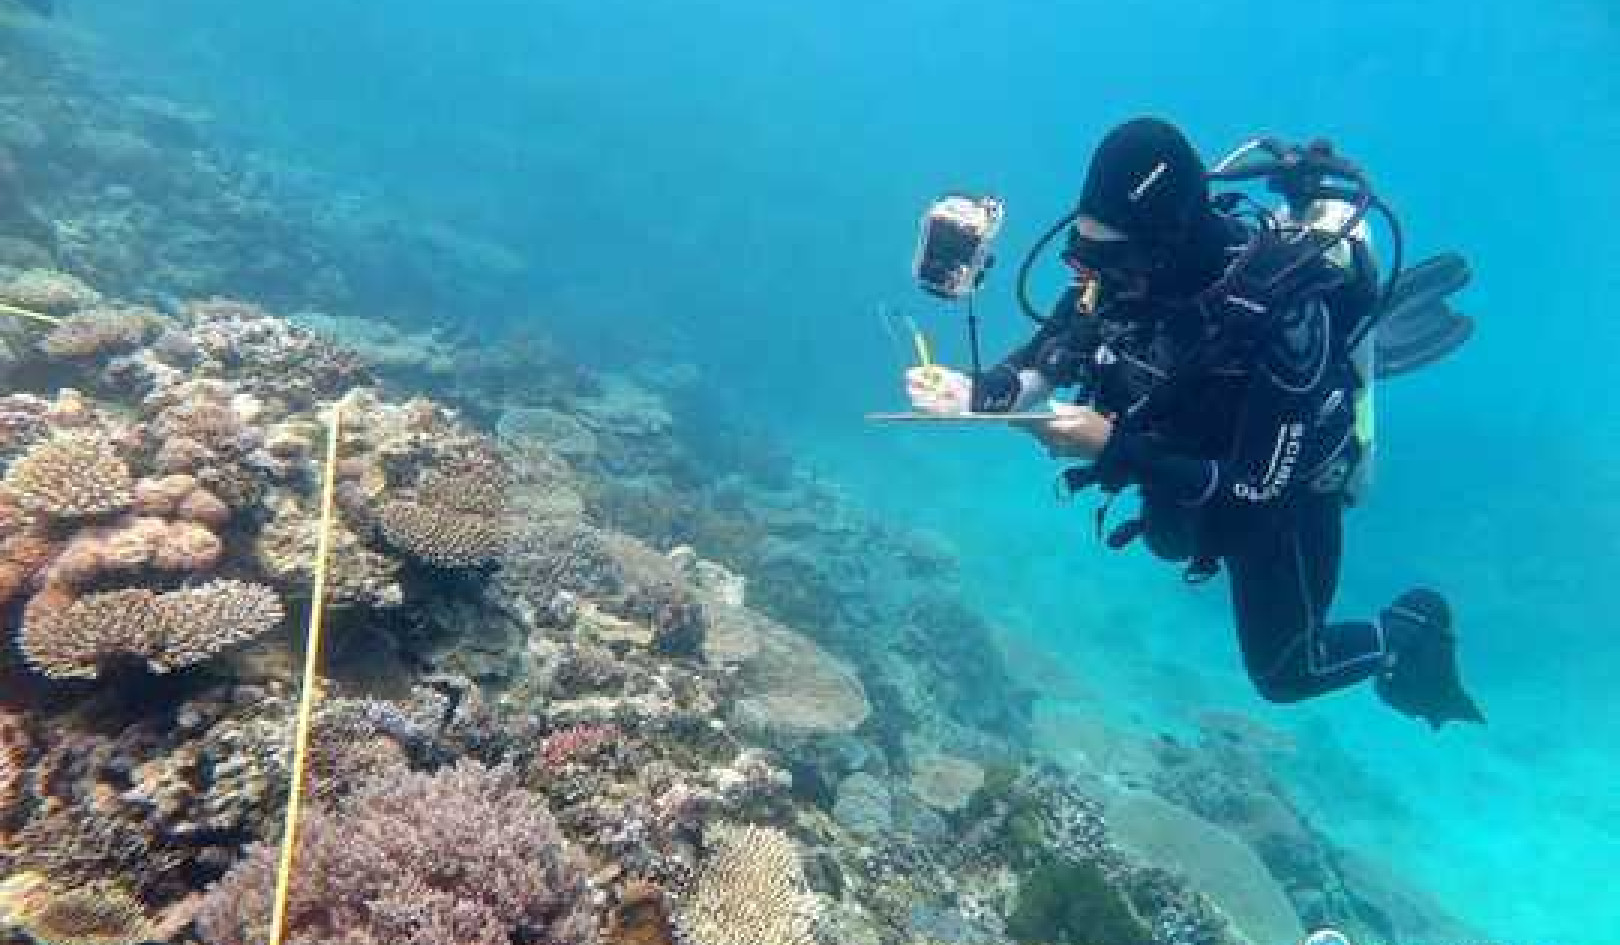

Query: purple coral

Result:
[195,760,597,945]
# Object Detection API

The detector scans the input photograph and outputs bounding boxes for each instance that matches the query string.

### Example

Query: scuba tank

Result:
[1276,195,1380,501]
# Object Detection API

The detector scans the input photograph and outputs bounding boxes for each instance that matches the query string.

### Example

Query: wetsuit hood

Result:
[1079,118,1209,245]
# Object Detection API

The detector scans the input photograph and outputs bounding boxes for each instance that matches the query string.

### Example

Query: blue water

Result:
[75,1,1619,941]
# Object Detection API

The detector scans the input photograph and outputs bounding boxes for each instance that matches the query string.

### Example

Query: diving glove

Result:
[905,365,972,414]
[1374,588,1486,729]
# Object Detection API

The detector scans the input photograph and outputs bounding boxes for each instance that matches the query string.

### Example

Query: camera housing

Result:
[913,194,1005,300]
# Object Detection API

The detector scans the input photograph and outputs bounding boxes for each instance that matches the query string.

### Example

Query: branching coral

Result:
[195,761,597,945]
[3,432,134,519]
[676,822,818,945]
[18,579,284,679]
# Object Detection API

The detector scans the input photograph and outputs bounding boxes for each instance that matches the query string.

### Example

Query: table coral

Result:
[3,432,134,519]
[377,498,509,567]
[17,579,284,680]
[0,269,101,316]
[36,306,159,360]
[731,620,870,738]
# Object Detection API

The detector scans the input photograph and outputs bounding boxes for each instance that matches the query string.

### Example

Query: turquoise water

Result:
[76,1,1618,941]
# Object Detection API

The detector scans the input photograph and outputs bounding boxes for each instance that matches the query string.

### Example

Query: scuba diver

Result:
[905,117,1484,728]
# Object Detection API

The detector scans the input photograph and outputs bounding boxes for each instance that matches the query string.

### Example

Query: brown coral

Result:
[42,517,222,588]
[17,579,284,680]
[6,879,154,945]
[0,710,29,836]
[37,307,158,360]
[377,500,509,568]
[608,879,680,945]
[0,269,101,316]
[253,507,403,609]
[0,529,57,606]
[3,433,134,519]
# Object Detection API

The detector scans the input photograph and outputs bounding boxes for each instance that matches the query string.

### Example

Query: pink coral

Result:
[195,761,596,945]
[540,722,623,766]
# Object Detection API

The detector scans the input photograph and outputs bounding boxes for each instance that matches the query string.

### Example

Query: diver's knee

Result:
[1249,672,1312,705]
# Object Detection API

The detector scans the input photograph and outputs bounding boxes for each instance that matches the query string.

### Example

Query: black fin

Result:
[1370,253,1474,380]
[1374,303,1474,380]
[1375,589,1486,729]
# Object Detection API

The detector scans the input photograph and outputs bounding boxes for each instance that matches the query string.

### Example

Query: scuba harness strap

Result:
[1042,138,1398,574]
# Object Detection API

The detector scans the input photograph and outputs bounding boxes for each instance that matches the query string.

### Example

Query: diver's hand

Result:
[905,365,972,414]
[1018,402,1114,459]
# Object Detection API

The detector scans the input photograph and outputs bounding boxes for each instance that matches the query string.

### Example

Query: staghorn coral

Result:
[2,877,154,945]
[3,433,133,519]
[676,822,817,945]
[37,307,159,361]
[4,802,191,902]
[18,579,284,680]
[183,299,372,403]
[195,760,597,945]
[120,715,292,844]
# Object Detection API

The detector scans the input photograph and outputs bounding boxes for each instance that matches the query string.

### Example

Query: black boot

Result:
[1374,589,1485,729]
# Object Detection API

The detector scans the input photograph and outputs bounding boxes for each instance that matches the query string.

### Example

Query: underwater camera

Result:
[913,194,1005,300]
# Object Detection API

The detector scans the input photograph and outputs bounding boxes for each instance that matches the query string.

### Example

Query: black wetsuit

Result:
[983,221,1391,702]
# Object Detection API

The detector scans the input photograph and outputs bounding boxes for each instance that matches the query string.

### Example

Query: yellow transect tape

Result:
[0,302,61,326]
[267,402,343,945]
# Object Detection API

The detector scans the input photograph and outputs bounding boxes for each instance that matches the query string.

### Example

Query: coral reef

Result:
[0,25,1487,945]
[195,761,597,945]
